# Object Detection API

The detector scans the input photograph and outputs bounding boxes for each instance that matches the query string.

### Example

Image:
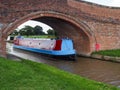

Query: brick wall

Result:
[0,0,120,57]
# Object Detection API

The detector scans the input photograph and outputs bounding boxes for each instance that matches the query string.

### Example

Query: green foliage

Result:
[19,25,34,36]
[0,57,119,90]
[92,49,120,57]
[11,25,46,36]
[10,30,18,36]
[11,25,58,37]
[47,29,55,35]
[34,25,45,35]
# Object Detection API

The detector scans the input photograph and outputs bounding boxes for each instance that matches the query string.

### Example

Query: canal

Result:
[7,43,120,87]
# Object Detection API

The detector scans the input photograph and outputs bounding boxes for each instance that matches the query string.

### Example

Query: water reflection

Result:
[6,43,120,87]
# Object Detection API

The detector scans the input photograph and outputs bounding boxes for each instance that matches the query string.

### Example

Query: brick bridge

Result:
[0,0,120,57]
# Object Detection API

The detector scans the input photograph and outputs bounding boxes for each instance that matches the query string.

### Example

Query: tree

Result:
[19,28,26,35]
[47,29,55,35]
[33,25,45,35]
[19,25,34,36]
[15,25,47,36]
[24,25,34,36]
[10,30,18,36]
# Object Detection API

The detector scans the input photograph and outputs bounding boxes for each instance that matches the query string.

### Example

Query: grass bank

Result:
[0,57,119,90]
[24,35,56,39]
[92,49,120,57]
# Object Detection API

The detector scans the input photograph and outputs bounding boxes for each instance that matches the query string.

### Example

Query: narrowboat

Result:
[13,36,76,60]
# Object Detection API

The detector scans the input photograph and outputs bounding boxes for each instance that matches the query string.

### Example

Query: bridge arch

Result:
[4,11,96,56]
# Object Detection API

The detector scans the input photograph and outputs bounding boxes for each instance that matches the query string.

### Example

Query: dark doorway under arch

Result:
[33,17,91,55]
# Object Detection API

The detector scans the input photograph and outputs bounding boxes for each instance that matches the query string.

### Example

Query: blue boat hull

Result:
[13,45,76,56]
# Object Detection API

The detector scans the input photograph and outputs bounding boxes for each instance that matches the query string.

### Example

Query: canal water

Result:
[6,43,120,87]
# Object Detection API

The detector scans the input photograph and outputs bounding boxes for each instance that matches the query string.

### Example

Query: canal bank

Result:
[77,52,120,63]
[7,52,120,87]
[91,54,120,63]
[1,56,119,90]
[90,49,120,63]
[6,42,120,87]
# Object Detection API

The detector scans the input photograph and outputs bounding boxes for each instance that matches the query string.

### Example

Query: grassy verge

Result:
[0,57,119,90]
[92,49,120,57]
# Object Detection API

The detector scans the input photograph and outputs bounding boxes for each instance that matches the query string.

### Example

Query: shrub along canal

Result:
[7,42,120,87]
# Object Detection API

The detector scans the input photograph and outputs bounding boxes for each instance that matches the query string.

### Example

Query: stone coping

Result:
[91,54,120,63]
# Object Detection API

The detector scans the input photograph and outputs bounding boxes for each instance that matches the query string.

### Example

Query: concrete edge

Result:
[91,54,120,63]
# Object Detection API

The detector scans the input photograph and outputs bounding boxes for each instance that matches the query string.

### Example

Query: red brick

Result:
[0,0,120,57]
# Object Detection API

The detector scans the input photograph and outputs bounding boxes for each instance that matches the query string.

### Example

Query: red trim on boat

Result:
[53,40,62,50]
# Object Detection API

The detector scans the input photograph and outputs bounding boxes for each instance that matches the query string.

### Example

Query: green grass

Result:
[92,49,120,57]
[0,57,119,90]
